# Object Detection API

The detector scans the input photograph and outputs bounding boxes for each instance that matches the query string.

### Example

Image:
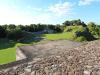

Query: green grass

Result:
[0,26,100,65]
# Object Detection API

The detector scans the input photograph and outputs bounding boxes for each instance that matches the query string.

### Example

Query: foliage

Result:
[72,20,77,24]
[69,21,73,26]
[18,38,25,43]
[75,36,87,42]
[0,26,6,38]
[69,33,77,40]
[1,19,100,41]
[63,20,70,26]
[88,27,95,33]
[5,27,23,41]
[87,22,96,28]
[76,19,81,25]
[7,24,16,29]
[54,25,62,32]
[24,25,30,32]
[91,31,96,35]
[71,26,80,30]
[75,27,89,32]
[60,25,66,31]
[1,25,8,30]
[75,31,97,41]
[17,25,25,30]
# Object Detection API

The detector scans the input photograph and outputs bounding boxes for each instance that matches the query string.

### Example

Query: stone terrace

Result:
[0,39,100,75]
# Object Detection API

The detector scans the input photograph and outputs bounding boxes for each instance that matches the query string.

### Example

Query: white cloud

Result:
[33,12,36,14]
[21,11,30,15]
[32,13,57,20]
[32,8,42,10]
[4,5,9,7]
[79,0,100,6]
[12,6,18,8]
[0,8,26,25]
[0,8,56,25]
[27,6,30,8]
[44,1,76,17]
[24,17,33,19]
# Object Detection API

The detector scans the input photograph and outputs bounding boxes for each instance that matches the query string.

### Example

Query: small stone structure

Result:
[42,27,56,34]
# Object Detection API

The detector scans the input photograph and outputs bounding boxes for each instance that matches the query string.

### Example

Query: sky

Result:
[0,0,100,26]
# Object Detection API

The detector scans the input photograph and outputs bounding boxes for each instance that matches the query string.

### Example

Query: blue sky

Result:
[0,0,100,26]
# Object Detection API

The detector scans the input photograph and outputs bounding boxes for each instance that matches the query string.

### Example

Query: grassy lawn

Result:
[0,26,100,65]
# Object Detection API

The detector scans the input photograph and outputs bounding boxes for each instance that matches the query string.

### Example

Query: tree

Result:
[87,22,96,28]
[77,19,81,22]
[81,22,87,27]
[8,24,16,29]
[24,25,30,31]
[17,25,25,30]
[55,25,61,32]
[64,20,70,26]
[2,24,8,30]
[77,19,82,25]
[60,25,66,32]
[72,20,77,25]
[69,21,73,26]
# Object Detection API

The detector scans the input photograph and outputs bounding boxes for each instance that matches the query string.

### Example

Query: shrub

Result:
[69,33,77,40]
[6,27,24,41]
[18,38,25,43]
[75,27,89,32]
[0,26,6,38]
[75,31,97,41]
[91,31,96,35]
[75,36,87,42]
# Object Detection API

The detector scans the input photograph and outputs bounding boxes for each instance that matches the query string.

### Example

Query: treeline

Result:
[0,19,100,42]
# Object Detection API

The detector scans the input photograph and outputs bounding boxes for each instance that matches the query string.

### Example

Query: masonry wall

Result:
[16,47,27,61]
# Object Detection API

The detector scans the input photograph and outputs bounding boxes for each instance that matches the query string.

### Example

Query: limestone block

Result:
[16,47,27,61]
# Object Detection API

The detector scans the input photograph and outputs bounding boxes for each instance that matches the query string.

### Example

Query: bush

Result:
[75,36,87,42]
[75,27,89,32]
[91,31,96,35]
[18,38,25,43]
[0,26,6,38]
[69,31,97,42]
[6,27,24,40]
[69,33,77,40]
[75,31,97,41]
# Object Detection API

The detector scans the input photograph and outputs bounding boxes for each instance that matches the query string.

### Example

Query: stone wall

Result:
[16,47,27,61]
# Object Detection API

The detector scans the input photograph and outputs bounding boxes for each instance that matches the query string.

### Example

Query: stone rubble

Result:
[1,40,100,75]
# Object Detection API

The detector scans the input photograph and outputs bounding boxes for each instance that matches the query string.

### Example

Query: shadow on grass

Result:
[0,31,49,50]
[0,31,63,50]
[0,38,41,50]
